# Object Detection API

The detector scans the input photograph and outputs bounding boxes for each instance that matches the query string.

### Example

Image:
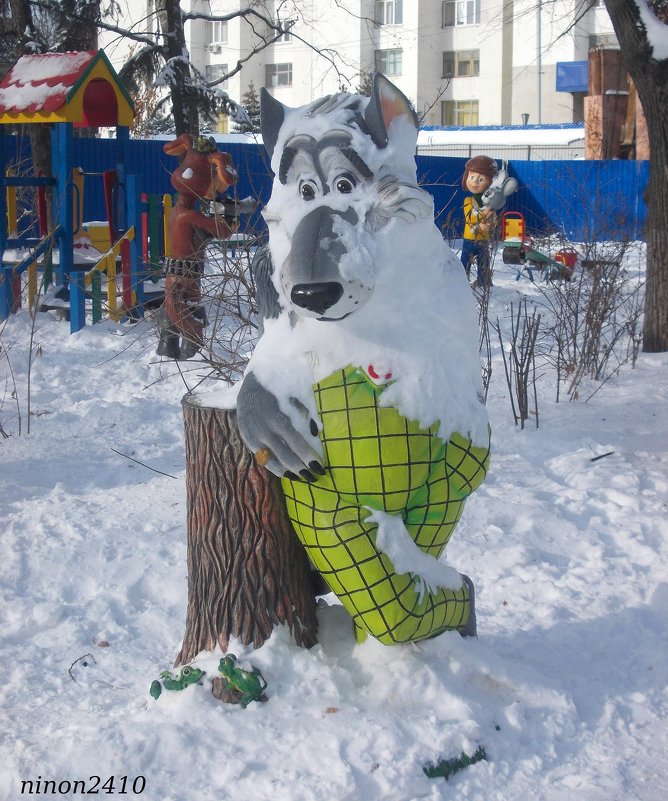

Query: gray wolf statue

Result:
[236,74,491,644]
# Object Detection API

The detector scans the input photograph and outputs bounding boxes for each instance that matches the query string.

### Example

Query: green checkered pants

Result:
[282,366,491,645]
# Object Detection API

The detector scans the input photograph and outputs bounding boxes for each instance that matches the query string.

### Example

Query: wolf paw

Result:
[237,372,323,480]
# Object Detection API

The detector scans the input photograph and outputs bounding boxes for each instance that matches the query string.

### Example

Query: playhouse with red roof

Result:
[0,50,134,127]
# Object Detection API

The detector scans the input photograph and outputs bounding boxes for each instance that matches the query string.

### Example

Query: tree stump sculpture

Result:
[175,395,318,666]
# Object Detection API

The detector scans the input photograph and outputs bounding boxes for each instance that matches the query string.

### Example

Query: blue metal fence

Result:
[417,155,648,241]
[504,159,648,241]
[4,135,649,242]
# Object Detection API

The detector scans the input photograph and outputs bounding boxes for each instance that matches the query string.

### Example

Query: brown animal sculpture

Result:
[157,134,239,359]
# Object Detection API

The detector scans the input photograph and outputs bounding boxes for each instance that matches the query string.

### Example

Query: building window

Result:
[265,63,293,87]
[441,99,479,126]
[442,0,481,28]
[443,52,455,79]
[375,48,403,76]
[207,20,228,44]
[457,49,480,77]
[443,49,480,78]
[206,64,229,86]
[375,0,403,25]
[275,18,294,42]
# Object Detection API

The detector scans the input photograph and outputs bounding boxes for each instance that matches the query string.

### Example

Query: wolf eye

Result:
[334,174,356,194]
[300,180,317,200]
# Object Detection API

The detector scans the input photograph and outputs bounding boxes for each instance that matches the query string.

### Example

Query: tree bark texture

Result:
[175,394,318,666]
[157,0,200,136]
[605,0,668,352]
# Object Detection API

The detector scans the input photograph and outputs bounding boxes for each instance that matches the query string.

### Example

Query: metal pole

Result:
[537,0,542,124]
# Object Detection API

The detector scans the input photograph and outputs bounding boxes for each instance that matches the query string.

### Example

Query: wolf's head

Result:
[260,74,433,322]
[480,166,518,212]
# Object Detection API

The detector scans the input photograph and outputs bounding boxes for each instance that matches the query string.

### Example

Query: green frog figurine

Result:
[150,665,205,700]
[212,654,268,709]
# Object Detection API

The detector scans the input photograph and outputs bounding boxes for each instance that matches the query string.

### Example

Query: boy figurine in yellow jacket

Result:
[460,155,499,287]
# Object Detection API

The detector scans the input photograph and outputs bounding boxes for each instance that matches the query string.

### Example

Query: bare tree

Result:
[92,0,358,137]
[602,0,668,352]
[535,241,645,402]
[493,299,541,429]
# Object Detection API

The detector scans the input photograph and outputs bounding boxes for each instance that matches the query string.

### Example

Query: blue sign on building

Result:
[556,61,589,93]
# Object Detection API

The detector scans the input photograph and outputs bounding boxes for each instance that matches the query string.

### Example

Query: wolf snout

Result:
[291,282,344,315]
[283,204,371,319]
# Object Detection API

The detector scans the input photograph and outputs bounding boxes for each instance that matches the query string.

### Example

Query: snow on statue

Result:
[236,73,491,645]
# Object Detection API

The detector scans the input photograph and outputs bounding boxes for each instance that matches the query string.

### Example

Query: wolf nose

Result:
[291,282,344,315]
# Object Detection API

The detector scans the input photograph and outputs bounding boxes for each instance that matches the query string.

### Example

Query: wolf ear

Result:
[364,73,419,149]
[261,88,286,160]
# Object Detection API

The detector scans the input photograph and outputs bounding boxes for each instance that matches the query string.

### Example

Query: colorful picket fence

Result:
[3,173,171,328]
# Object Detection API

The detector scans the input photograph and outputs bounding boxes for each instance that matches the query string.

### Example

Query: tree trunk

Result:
[157,0,200,136]
[175,394,318,666]
[604,0,668,352]
[640,76,668,353]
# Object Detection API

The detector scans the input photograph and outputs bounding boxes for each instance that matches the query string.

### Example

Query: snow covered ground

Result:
[1,249,667,801]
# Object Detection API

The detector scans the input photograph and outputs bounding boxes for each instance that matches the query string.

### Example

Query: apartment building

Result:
[102,1,618,129]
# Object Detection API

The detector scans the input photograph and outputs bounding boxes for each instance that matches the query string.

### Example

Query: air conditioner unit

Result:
[209,44,222,54]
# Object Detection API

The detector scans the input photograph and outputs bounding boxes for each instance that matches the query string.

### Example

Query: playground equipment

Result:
[501,210,578,281]
[0,51,158,332]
